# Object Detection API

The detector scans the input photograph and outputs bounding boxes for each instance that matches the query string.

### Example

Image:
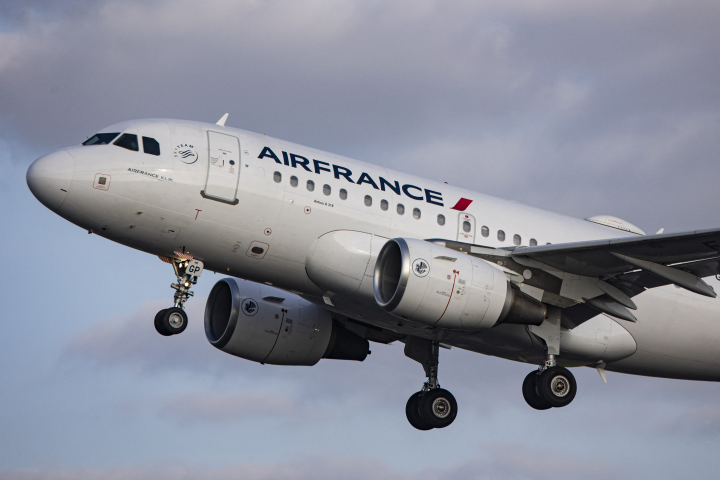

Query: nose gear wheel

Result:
[153,258,203,336]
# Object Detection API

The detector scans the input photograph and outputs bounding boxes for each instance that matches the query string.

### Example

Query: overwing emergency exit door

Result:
[457,213,476,243]
[202,131,241,204]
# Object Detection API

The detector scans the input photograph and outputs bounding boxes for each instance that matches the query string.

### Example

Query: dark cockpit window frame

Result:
[113,133,139,152]
[142,136,161,156]
[82,132,120,146]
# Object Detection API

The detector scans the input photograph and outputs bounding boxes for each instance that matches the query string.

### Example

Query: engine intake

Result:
[205,278,369,365]
[374,238,546,329]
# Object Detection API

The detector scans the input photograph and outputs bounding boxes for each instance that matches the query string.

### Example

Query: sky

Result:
[1,0,720,478]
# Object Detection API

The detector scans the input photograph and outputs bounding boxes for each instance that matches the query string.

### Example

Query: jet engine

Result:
[373,238,546,329]
[205,278,369,365]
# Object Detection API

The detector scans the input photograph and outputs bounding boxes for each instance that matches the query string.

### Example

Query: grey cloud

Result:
[63,298,222,374]
[157,390,303,423]
[3,0,720,232]
[0,445,623,480]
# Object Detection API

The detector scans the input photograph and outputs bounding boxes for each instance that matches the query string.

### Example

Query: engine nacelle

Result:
[373,238,546,329]
[205,278,369,365]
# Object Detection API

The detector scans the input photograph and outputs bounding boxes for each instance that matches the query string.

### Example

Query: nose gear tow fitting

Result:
[154,256,204,336]
[403,337,458,430]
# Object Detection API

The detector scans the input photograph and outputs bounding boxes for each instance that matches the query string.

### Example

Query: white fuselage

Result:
[28,118,720,381]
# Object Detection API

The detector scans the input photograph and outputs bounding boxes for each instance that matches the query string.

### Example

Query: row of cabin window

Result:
[474,224,538,247]
[274,171,539,246]
[274,171,426,219]
[82,132,161,156]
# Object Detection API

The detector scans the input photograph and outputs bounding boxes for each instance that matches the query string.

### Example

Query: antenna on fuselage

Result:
[216,113,229,126]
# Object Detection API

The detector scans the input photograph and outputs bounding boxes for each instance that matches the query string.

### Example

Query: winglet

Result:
[216,113,229,126]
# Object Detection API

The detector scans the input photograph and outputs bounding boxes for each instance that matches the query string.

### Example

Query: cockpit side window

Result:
[82,132,120,145]
[142,136,160,156]
[114,133,139,152]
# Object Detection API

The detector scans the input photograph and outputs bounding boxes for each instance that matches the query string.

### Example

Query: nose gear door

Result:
[457,213,476,243]
[202,131,241,204]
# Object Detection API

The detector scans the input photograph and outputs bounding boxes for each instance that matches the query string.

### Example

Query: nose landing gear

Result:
[154,258,203,336]
[404,337,458,430]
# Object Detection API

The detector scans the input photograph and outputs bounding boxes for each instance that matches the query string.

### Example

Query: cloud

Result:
[63,298,223,374]
[3,0,720,232]
[0,445,622,480]
[62,296,523,406]
[157,390,303,423]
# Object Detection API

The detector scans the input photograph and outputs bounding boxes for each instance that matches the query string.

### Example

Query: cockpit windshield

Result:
[82,132,120,145]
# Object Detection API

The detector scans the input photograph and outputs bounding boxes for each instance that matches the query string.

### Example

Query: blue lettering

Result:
[291,154,312,172]
[402,184,423,201]
[425,189,444,206]
[356,172,379,189]
[333,165,354,183]
[281,151,290,166]
[258,146,281,164]
[380,177,400,195]
[313,159,331,175]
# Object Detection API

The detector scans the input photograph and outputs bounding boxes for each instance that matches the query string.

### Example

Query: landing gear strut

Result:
[154,258,203,336]
[522,307,579,410]
[404,337,457,430]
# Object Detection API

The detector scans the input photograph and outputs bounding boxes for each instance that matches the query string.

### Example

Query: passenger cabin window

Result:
[497,230,506,241]
[397,204,405,215]
[323,184,331,196]
[113,133,139,151]
[290,176,298,187]
[142,136,160,156]
[513,234,521,246]
[364,195,372,207]
[481,226,489,237]
[437,214,445,226]
[339,188,347,200]
[381,199,389,211]
[273,171,282,183]
[307,180,315,191]
[463,221,472,233]
[413,208,421,220]
[529,238,537,247]
[83,132,120,145]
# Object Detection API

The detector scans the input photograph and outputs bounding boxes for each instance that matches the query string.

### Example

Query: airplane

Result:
[26,114,720,430]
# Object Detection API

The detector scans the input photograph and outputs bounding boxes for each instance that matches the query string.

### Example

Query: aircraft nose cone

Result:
[26,150,75,212]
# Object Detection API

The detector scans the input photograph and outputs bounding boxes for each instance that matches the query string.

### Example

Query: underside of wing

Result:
[512,228,720,277]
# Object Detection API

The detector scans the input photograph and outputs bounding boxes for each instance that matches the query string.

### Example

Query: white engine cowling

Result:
[373,238,547,329]
[205,278,369,365]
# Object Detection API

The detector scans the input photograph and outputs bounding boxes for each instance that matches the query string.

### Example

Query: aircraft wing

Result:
[512,227,720,278]
[506,228,720,327]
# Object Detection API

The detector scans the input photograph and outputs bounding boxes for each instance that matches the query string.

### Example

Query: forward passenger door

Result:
[203,131,241,204]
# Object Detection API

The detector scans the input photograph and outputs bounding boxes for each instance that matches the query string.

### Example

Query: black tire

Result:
[161,307,188,335]
[418,388,457,429]
[537,366,577,408]
[406,392,433,431]
[522,371,552,410]
[154,309,172,336]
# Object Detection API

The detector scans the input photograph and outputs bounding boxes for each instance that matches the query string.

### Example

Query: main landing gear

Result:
[154,257,204,336]
[522,354,577,410]
[404,337,457,430]
[520,306,578,410]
